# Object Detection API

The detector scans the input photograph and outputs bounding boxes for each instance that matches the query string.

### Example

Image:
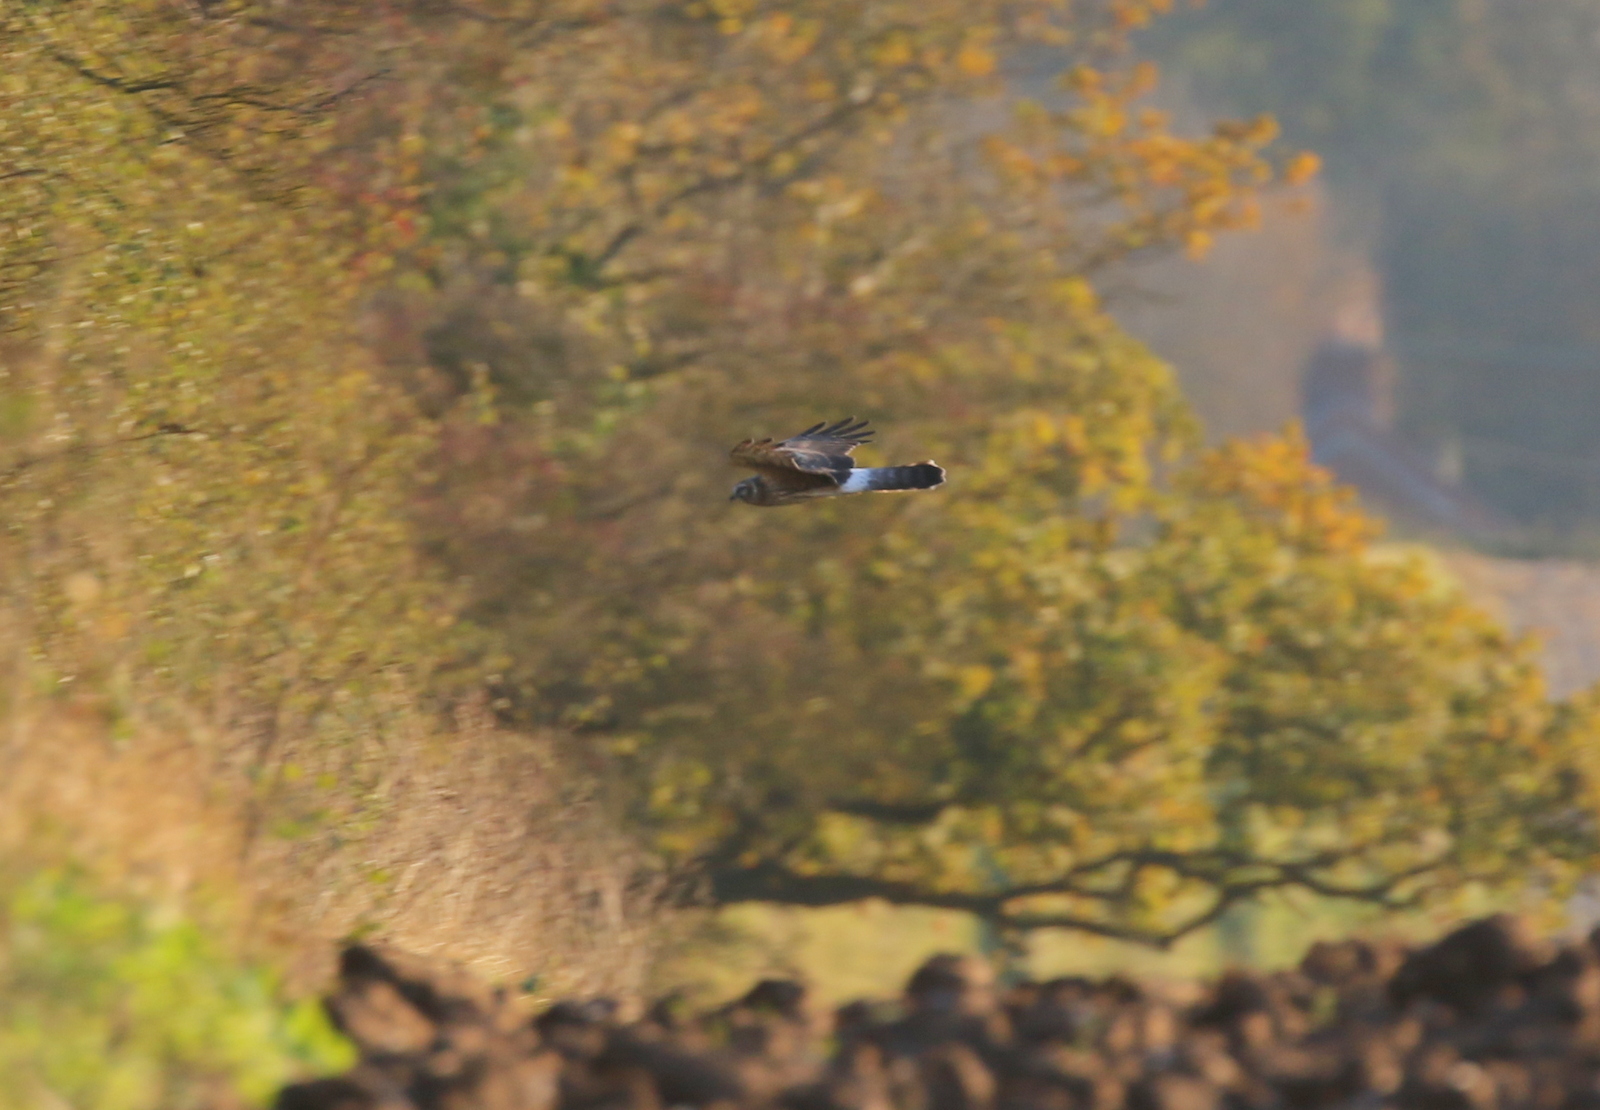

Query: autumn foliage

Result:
[0,0,1596,1001]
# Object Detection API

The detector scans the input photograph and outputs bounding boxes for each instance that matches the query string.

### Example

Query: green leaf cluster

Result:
[0,869,353,1110]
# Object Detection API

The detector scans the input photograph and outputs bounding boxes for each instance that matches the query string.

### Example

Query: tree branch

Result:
[48,51,178,94]
[705,841,1452,948]
[577,92,884,281]
[0,424,202,487]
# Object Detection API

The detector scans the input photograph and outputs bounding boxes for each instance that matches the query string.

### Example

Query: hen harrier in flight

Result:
[728,418,946,507]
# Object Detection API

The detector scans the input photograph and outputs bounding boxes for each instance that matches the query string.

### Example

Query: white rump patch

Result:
[839,468,878,493]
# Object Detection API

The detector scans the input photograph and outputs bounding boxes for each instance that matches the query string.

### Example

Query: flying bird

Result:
[728,417,946,507]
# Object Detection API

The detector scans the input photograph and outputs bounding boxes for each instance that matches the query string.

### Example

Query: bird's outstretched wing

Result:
[729,417,873,481]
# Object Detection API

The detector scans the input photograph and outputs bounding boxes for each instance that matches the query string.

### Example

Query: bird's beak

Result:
[728,491,739,501]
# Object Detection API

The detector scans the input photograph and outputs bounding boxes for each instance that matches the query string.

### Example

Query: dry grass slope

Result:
[0,688,661,997]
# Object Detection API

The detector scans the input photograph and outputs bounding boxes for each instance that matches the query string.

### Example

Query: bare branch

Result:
[48,51,178,94]
[705,840,1454,948]
[0,424,203,487]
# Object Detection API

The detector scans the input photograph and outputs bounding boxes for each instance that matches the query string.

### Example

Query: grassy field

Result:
[652,882,1566,1008]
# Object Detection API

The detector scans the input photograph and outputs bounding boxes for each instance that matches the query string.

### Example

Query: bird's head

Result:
[729,477,762,503]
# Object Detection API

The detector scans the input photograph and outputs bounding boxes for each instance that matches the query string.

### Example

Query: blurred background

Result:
[1130,1,1600,695]
[7,1,1600,1104]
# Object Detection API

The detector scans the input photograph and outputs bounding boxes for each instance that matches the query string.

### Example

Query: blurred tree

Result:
[0,2,457,770]
[372,1,1599,941]
[3,0,1596,955]
[692,429,1595,942]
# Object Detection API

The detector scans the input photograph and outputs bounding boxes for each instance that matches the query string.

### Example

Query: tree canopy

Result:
[0,1,455,751]
[371,1,1599,940]
[0,0,1596,958]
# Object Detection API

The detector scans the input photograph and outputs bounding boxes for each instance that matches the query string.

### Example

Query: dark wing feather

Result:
[780,417,873,458]
[729,417,873,487]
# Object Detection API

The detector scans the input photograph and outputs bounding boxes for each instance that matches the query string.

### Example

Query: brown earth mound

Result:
[278,914,1600,1110]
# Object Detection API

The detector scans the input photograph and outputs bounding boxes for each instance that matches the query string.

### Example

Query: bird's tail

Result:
[842,462,946,493]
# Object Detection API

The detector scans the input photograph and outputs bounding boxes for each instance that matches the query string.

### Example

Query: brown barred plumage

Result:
[728,418,945,507]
